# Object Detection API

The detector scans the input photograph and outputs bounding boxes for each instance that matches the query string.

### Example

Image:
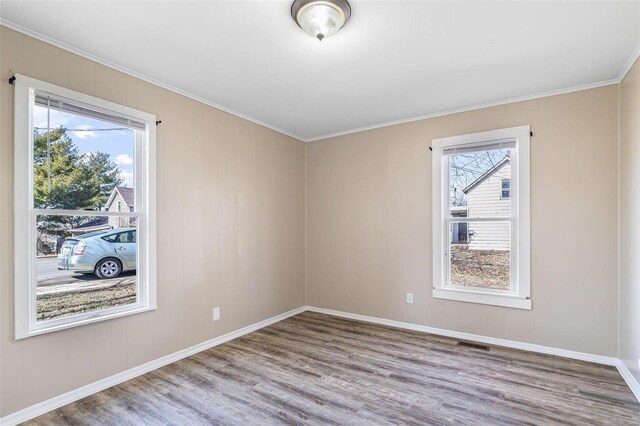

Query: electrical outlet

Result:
[212,307,220,321]
[406,293,413,304]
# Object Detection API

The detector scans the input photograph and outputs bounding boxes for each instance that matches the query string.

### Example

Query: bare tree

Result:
[449,149,509,206]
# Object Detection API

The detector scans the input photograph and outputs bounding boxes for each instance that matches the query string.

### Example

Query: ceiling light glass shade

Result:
[292,0,351,40]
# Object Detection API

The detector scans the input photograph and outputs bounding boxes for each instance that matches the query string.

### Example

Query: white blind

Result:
[443,138,516,155]
[35,92,147,131]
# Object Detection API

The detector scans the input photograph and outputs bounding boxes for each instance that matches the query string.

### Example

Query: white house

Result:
[69,186,135,234]
[104,186,135,229]
[462,157,511,251]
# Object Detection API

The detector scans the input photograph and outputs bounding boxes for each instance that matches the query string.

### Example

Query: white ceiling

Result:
[1,1,639,141]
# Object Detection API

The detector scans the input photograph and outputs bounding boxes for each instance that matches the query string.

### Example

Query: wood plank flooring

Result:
[25,312,640,425]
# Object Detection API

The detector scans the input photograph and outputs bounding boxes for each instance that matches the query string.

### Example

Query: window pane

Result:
[32,102,136,211]
[36,214,138,322]
[448,148,511,218]
[449,221,511,290]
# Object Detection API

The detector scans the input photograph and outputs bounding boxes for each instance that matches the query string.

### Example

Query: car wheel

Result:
[95,258,122,279]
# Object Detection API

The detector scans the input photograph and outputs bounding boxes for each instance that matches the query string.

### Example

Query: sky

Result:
[449,148,510,207]
[33,105,135,187]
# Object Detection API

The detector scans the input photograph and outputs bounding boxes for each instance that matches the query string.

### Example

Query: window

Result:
[431,126,530,309]
[14,75,157,339]
[501,179,511,199]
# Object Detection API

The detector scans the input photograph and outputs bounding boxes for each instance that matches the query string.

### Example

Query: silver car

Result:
[57,229,136,278]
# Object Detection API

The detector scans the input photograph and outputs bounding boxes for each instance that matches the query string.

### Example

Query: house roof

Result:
[462,157,510,194]
[105,186,135,209]
[69,216,109,234]
[117,187,135,205]
[68,216,136,234]
[74,216,109,229]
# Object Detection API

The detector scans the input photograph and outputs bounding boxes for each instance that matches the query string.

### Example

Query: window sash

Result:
[14,74,157,339]
[443,147,518,294]
[444,151,516,220]
[33,209,139,217]
[447,216,512,223]
[29,209,147,332]
[29,110,145,330]
[432,125,530,310]
[444,217,516,294]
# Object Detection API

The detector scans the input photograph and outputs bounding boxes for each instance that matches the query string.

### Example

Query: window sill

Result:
[16,304,157,340]
[433,288,531,310]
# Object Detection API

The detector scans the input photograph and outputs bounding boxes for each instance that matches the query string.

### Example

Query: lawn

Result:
[37,277,136,322]
[450,245,510,290]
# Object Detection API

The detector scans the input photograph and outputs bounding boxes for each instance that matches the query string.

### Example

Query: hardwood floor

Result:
[26,312,640,425]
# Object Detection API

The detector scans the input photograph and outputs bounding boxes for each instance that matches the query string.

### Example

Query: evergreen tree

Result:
[34,127,122,233]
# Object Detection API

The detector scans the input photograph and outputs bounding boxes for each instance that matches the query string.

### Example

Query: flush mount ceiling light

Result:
[291,0,351,41]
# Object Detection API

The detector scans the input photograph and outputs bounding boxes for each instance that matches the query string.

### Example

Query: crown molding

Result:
[305,78,619,142]
[2,19,639,143]
[307,39,640,142]
[0,19,306,142]
[618,42,640,83]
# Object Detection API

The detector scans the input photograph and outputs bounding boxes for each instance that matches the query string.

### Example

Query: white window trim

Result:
[432,125,531,310]
[13,74,157,339]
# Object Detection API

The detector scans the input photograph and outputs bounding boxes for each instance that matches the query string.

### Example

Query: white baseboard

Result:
[3,304,639,425]
[616,360,640,402]
[306,306,619,365]
[306,306,640,404]
[0,306,306,426]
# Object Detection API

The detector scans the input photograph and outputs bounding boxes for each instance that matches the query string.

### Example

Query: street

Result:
[35,257,136,321]
[36,256,136,294]
[37,256,74,282]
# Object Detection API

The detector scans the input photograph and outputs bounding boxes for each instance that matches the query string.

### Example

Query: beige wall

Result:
[0,27,306,417]
[307,85,619,356]
[0,24,633,420]
[619,57,640,383]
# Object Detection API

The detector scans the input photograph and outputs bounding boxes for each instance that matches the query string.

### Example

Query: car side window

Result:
[100,231,136,243]
[101,234,119,243]
[119,231,136,243]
